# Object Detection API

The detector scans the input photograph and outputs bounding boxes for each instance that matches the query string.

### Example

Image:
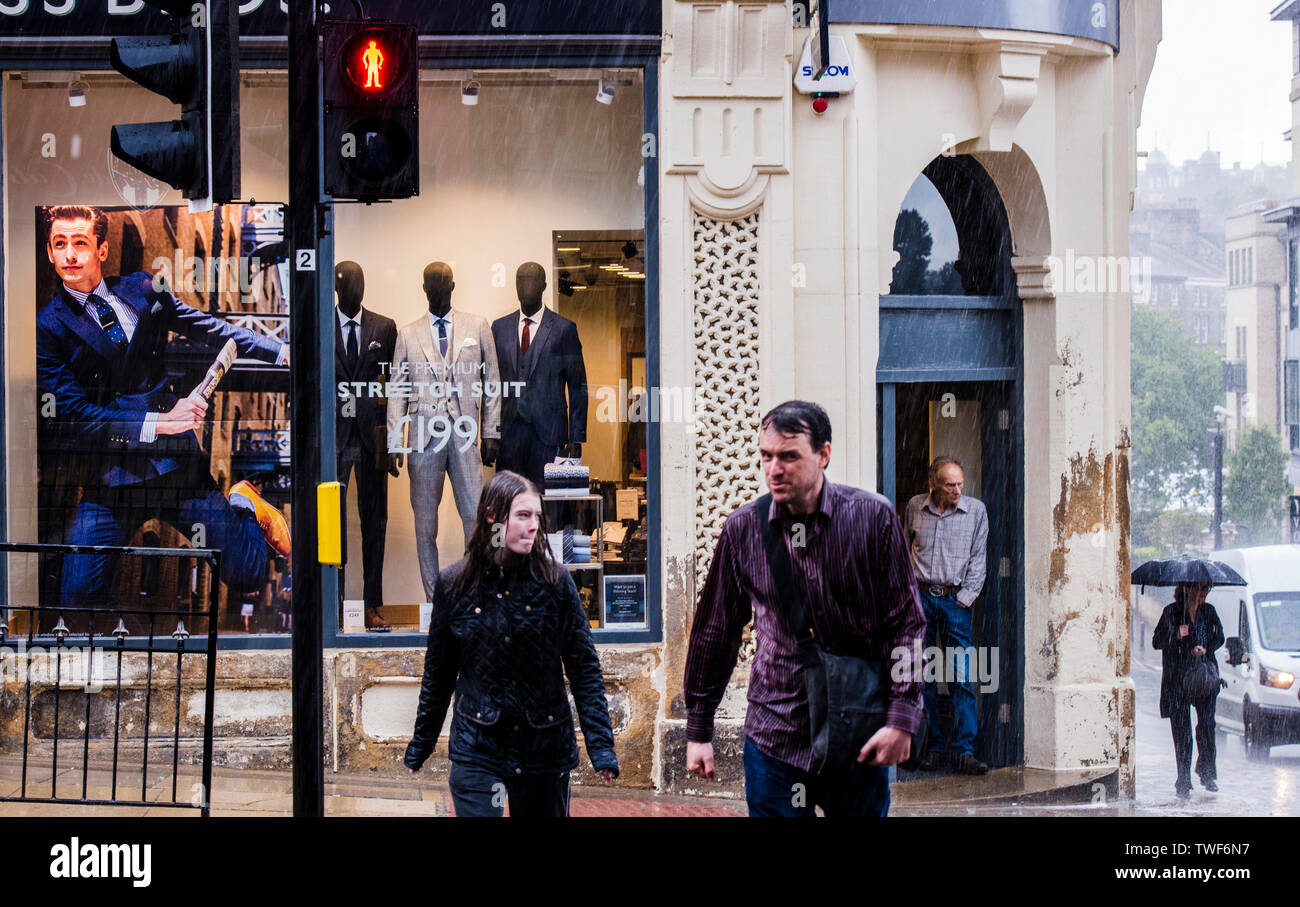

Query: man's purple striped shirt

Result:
[683,478,926,772]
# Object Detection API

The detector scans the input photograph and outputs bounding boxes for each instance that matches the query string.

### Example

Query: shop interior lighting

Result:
[460,79,480,106]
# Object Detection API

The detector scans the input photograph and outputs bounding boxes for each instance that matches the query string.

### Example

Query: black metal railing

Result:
[0,543,220,817]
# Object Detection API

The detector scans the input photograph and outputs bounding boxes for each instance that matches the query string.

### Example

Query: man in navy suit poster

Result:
[36,204,289,612]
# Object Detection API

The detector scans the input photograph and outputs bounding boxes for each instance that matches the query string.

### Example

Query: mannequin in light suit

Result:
[388,262,501,600]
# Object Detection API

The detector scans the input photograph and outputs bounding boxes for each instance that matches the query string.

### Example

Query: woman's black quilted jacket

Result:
[405,559,619,778]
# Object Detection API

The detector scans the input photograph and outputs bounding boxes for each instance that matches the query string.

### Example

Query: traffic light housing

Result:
[109,0,241,210]
[323,20,419,201]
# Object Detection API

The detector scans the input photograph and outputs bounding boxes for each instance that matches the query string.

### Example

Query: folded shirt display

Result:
[544,461,590,495]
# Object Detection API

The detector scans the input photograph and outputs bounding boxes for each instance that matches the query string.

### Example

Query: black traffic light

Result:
[322,20,419,201]
[109,0,241,209]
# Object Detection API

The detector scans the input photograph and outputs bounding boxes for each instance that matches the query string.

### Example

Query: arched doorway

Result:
[878,154,1025,768]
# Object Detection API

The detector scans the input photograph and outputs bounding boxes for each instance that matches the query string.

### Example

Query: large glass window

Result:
[331,67,649,636]
[5,72,292,637]
[5,64,652,641]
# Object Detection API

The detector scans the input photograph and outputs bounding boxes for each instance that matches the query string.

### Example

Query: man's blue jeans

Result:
[62,488,269,605]
[742,737,890,817]
[919,588,979,757]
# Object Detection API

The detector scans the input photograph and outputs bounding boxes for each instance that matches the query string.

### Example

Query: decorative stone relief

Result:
[974,43,1050,153]
[668,0,790,217]
[693,209,763,596]
[1012,255,1056,303]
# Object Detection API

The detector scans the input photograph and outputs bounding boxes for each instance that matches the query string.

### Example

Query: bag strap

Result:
[755,493,818,653]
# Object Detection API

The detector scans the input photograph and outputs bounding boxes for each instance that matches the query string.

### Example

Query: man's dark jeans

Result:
[742,737,890,817]
[448,761,571,817]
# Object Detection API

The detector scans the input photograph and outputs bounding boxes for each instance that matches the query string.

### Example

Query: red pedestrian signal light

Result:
[362,41,384,89]
[324,21,419,200]
[340,29,407,95]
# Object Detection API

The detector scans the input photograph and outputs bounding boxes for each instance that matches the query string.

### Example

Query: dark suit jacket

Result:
[490,308,587,447]
[335,306,398,455]
[1152,600,1225,716]
[36,272,282,488]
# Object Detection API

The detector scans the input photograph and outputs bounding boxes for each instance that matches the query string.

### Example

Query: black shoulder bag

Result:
[756,494,927,774]
[1182,603,1223,702]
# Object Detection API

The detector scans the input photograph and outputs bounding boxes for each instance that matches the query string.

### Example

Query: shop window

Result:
[329,67,650,637]
[8,70,294,637]
[11,63,653,642]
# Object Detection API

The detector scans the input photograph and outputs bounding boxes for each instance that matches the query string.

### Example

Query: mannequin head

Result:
[516,262,546,316]
[335,260,364,317]
[423,261,455,317]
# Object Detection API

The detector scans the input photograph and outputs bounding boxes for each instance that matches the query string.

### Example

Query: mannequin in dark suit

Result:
[36,205,286,608]
[490,262,586,487]
[335,260,397,628]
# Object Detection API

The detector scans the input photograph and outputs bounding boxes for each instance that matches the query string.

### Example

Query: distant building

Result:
[1130,201,1227,350]
[1264,0,1300,487]
[1223,205,1288,453]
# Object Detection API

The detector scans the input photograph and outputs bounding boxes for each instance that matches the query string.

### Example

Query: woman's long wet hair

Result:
[449,470,562,600]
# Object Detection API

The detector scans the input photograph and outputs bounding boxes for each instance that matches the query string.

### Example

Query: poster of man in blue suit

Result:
[35,204,290,624]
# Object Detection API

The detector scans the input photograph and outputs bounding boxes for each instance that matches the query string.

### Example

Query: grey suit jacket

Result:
[387,309,501,452]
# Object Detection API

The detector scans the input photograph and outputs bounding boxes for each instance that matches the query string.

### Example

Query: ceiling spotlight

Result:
[461,79,480,106]
[621,240,638,259]
[68,76,87,108]
[596,74,617,105]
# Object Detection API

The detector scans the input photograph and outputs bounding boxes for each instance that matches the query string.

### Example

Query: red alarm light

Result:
[812,96,829,115]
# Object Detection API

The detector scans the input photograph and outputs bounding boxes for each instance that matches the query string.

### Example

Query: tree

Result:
[890,208,932,294]
[925,261,965,295]
[1225,424,1290,544]
[1129,305,1222,547]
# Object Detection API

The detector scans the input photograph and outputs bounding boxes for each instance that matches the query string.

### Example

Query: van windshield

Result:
[1254,594,1300,651]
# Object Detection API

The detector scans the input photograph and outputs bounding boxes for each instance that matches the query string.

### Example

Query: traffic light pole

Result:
[289,0,325,818]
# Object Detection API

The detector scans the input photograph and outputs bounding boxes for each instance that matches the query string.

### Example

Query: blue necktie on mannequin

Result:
[437,317,448,358]
[89,293,128,350]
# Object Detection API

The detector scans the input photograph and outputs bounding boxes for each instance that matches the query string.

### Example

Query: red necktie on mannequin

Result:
[521,316,531,356]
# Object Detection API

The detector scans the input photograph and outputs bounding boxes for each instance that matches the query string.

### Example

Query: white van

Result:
[1207,546,1300,760]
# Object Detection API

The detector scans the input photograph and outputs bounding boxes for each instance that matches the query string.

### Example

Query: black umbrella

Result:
[1130,555,1246,589]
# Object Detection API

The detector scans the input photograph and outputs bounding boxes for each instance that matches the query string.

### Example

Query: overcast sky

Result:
[1137,0,1293,167]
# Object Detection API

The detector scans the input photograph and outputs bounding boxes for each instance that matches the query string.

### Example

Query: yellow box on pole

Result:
[317,482,343,565]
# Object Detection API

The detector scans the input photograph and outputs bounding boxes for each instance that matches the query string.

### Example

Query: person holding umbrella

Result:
[1134,556,1240,799]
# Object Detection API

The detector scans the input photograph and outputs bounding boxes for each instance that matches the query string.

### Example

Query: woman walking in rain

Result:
[405,470,618,816]
[1152,581,1225,799]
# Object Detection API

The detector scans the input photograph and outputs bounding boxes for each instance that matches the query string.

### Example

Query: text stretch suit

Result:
[336,306,398,610]
[387,310,501,600]
[35,272,283,605]
[490,307,587,488]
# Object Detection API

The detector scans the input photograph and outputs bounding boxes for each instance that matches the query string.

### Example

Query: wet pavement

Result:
[2,659,1295,816]
[1131,658,1300,817]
